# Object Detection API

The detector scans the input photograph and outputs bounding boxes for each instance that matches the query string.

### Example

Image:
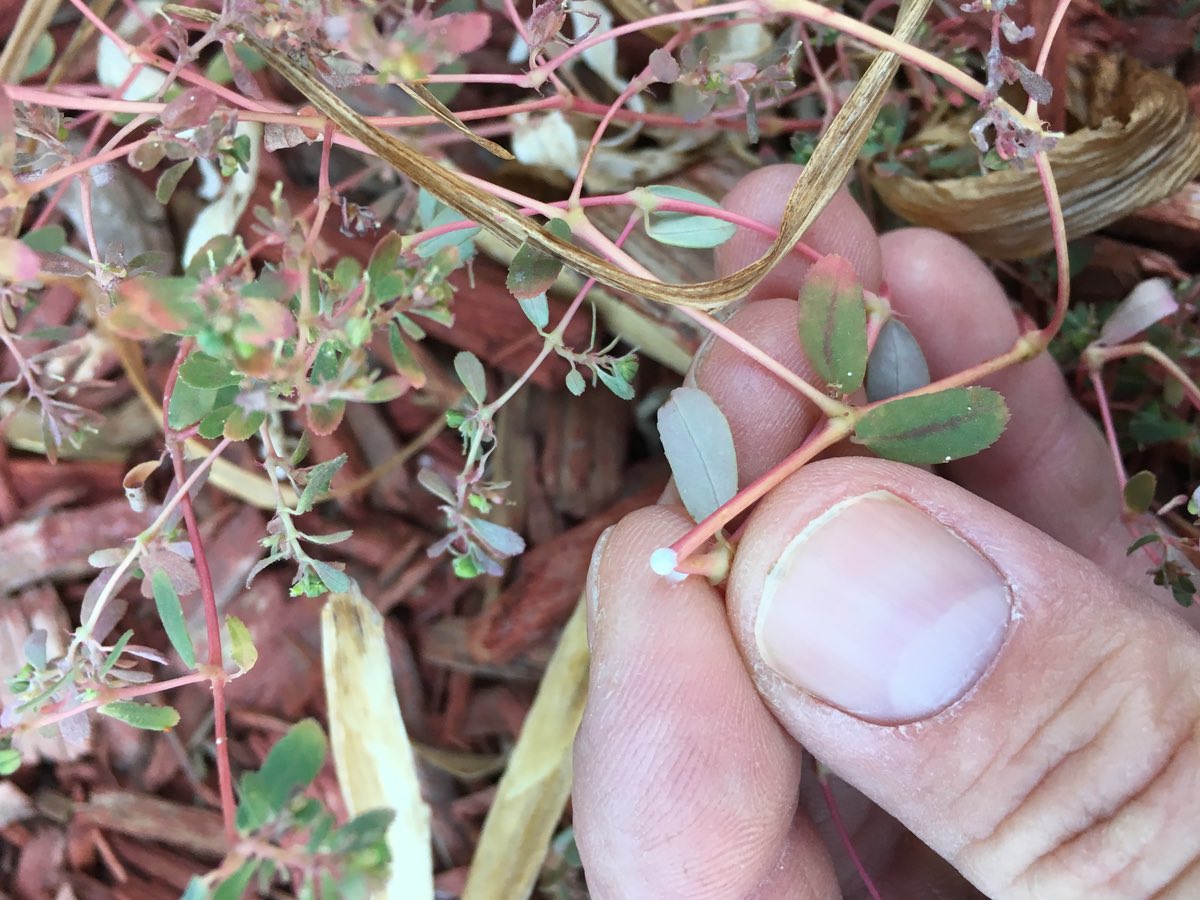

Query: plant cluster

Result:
[0,0,1195,896]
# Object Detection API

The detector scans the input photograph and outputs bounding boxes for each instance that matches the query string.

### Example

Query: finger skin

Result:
[715,164,883,297]
[727,457,1200,899]
[574,506,836,900]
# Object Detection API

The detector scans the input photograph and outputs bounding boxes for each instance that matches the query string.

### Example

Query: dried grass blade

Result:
[167,1,931,310]
[399,81,515,160]
[462,599,589,900]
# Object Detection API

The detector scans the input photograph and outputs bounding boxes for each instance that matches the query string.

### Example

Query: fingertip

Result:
[715,164,883,293]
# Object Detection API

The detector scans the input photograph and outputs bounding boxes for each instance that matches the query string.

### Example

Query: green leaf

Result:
[306,400,345,436]
[518,293,550,330]
[197,404,235,439]
[416,205,480,259]
[366,231,404,295]
[387,322,425,387]
[644,185,736,249]
[236,770,273,832]
[223,407,265,441]
[656,387,738,522]
[1123,470,1157,515]
[327,808,396,853]
[156,160,192,204]
[565,368,586,396]
[295,454,348,515]
[596,367,635,400]
[468,518,525,557]
[0,747,21,776]
[21,32,55,79]
[258,718,327,812]
[225,615,257,674]
[454,351,487,404]
[168,381,218,429]
[185,235,239,279]
[506,219,571,300]
[151,568,196,669]
[1127,533,1162,555]
[211,860,258,900]
[797,254,868,393]
[179,352,242,389]
[98,701,180,731]
[98,629,134,678]
[180,876,208,900]
[854,387,1009,465]
[21,225,66,253]
[308,558,351,594]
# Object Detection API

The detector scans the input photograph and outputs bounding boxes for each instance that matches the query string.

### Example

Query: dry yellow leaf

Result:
[872,55,1200,259]
[462,599,589,900]
[322,588,433,900]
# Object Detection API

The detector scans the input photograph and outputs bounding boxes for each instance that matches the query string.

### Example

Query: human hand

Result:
[573,165,1200,899]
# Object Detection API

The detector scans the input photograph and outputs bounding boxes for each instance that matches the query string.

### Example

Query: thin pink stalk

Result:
[163,344,236,842]
[668,420,850,563]
[23,136,154,195]
[1087,343,1200,413]
[27,672,212,731]
[1027,0,1074,112]
[1087,368,1127,485]
[1033,151,1071,343]
[817,768,884,900]
[484,212,642,415]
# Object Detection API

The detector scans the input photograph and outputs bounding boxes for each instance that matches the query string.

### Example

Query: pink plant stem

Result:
[568,25,688,202]
[817,767,884,900]
[669,420,850,563]
[483,212,641,415]
[27,672,212,731]
[304,122,335,254]
[1087,367,1127,485]
[1087,343,1200,413]
[66,0,272,114]
[1028,0,1074,100]
[23,136,154,195]
[798,22,837,134]
[1033,152,1071,344]
[162,343,237,844]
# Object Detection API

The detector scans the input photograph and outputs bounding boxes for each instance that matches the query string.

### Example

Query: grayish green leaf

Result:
[295,454,347,515]
[454,351,487,404]
[866,318,930,402]
[644,185,736,249]
[656,387,738,522]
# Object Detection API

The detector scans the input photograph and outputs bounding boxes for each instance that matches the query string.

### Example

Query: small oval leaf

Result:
[1123,469,1157,515]
[506,219,571,300]
[258,718,327,812]
[151,568,196,669]
[226,614,258,674]
[854,387,1009,465]
[797,254,868,394]
[866,318,931,403]
[644,185,737,249]
[99,700,180,731]
[656,387,738,522]
[454,351,487,404]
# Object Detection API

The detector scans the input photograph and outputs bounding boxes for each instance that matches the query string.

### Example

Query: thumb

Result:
[727,457,1200,899]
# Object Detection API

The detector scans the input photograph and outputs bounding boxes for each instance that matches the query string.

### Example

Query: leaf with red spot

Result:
[796,254,867,394]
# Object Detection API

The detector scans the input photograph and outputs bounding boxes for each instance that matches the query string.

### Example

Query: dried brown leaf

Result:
[873,55,1200,259]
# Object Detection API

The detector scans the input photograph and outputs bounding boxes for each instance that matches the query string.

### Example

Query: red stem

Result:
[162,340,237,844]
[817,767,884,900]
